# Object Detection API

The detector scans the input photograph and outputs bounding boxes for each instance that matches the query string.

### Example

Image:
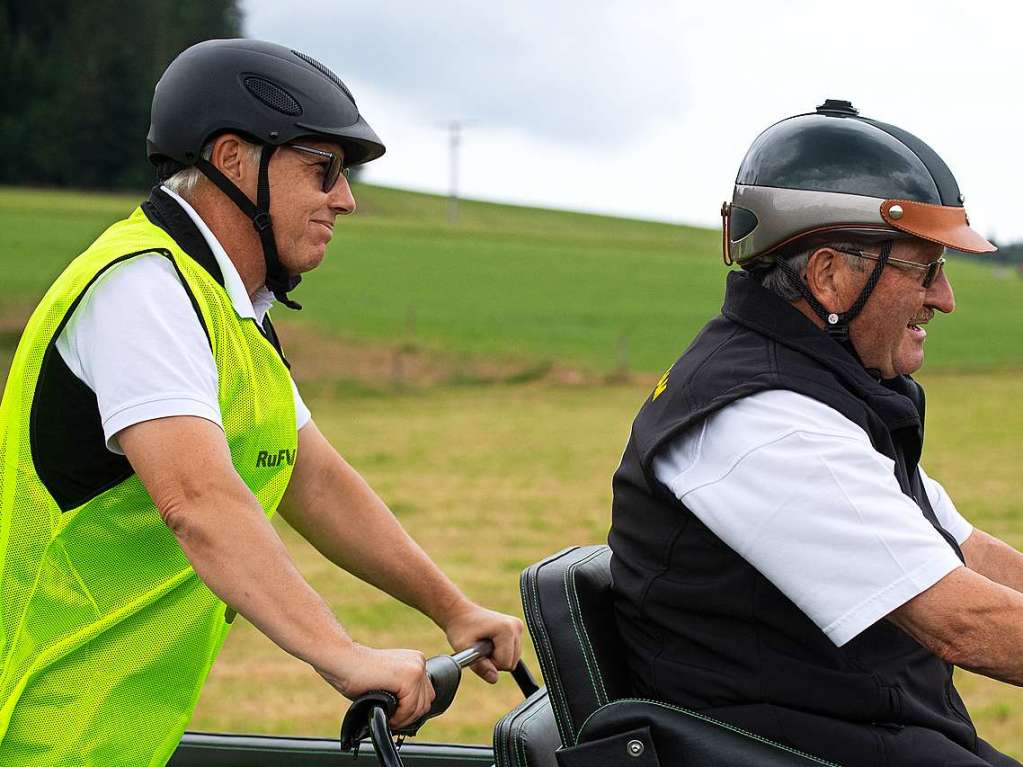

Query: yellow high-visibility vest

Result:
[0,204,297,766]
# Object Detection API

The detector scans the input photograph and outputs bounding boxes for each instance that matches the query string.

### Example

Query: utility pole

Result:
[448,120,462,225]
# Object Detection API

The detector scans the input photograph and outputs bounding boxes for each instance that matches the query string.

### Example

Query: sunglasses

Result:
[286,144,350,192]
[833,248,946,289]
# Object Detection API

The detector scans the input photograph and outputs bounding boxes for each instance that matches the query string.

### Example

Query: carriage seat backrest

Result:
[520,545,631,747]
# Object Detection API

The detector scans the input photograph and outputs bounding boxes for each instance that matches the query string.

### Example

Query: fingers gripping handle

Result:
[339,641,494,752]
[423,639,493,721]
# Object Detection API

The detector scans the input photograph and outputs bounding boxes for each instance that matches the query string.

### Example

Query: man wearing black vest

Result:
[610,100,1022,766]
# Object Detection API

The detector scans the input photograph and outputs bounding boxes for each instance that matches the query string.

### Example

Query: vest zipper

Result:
[944,668,977,748]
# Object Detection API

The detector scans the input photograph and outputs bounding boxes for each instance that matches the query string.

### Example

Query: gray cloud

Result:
[243,0,686,145]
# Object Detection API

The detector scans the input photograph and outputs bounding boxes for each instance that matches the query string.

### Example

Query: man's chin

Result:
[288,247,327,274]
[894,351,926,377]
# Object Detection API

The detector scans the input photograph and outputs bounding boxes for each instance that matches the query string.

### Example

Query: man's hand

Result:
[443,602,524,684]
[317,643,435,729]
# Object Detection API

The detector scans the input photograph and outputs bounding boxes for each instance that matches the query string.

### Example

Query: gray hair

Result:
[162,140,262,200]
[754,240,870,301]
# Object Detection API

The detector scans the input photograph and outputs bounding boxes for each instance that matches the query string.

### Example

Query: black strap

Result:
[143,187,225,288]
[777,240,892,341]
[260,314,291,369]
[195,146,303,311]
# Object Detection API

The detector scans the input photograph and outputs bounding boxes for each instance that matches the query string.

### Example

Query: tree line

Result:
[0,0,241,191]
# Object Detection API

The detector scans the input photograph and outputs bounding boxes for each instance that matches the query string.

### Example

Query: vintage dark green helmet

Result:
[721,99,995,268]
[721,99,995,342]
[147,39,385,310]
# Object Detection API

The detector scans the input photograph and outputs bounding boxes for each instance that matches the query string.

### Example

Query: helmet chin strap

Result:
[195,145,303,311]
[776,240,892,341]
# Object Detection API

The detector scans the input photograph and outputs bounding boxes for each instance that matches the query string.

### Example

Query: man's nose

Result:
[329,174,356,216]
[926,268,955,314]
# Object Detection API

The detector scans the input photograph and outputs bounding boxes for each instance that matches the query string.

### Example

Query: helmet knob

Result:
[816,99,859,116]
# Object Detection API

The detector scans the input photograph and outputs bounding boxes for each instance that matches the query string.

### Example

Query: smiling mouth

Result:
[313,220,334,234]
[907,309,934,333]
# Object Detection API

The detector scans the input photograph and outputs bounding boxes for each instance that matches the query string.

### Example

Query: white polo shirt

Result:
[55,187,312,454]
[652,389,970,647]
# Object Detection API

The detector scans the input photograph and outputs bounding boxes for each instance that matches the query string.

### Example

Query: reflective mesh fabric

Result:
[0,207,297,766]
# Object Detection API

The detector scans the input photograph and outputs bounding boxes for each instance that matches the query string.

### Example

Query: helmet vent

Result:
[292,50,356,103]
[244,77,303,116]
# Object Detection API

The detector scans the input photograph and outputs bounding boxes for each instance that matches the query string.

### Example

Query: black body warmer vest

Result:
[610,272,977,763]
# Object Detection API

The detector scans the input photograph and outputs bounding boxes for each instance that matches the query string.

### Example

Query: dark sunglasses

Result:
[286,144,350,192]
[833,248,946,289]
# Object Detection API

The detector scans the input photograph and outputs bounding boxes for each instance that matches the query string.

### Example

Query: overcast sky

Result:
[243,1,1021,241]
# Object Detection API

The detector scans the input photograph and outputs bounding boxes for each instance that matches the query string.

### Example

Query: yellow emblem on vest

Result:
[652,368,670,400]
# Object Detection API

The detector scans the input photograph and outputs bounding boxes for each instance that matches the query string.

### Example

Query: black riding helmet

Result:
[147,39,385,309]
[721,99,995,339]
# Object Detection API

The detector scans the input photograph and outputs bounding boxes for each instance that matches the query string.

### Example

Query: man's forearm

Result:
[962,529,1023,593]
[276,422,523,679]
[280,458,471,625]
[279,423,471,628]
[121,417,354,674]
[165,482,356,672]
[889,566,1023,686]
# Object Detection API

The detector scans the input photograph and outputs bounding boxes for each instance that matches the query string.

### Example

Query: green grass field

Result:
[185,371,1023,755]
[1,186,1022,756]
[2,185,1021,374]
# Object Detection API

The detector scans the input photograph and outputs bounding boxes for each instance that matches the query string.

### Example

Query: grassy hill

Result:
[2,185,1022,753]
[2,184,1021,375]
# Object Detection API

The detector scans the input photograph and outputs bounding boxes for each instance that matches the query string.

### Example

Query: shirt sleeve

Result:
[55,254,223,454]
[918,464,972,545]
[292,377,311,431]
[652,390,964,647]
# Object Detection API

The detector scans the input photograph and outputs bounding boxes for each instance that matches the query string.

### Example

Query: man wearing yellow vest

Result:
[0,39,522,766]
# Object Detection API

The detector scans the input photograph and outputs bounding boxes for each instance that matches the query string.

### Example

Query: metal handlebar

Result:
[450,639,493,668]
[339,640,540,767]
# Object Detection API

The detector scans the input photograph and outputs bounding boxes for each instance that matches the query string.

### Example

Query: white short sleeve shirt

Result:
[55,187,311,454]
[652,389,970,647]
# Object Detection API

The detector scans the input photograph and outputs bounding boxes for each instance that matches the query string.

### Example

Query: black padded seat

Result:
[493,687,560,767]
[520,545,630,746]
[521,546,838,766]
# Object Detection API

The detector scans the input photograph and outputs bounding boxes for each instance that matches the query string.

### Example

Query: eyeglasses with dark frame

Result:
[832,248,946,289]
[286,144,350,193]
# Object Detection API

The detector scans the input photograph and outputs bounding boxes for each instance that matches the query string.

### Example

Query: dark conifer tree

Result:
[0,0,242,189]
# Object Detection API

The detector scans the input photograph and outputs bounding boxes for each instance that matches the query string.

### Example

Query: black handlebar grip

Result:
[339,691,399,751]
[424,654,462,719]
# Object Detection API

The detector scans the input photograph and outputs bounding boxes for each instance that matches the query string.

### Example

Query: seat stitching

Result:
[522,549,577,744]
[514,694,554,767]
[564,549,610,705]
[525,562,572,743]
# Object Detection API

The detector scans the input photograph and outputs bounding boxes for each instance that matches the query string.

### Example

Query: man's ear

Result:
[804,248,844,312]
[208,134,249,185]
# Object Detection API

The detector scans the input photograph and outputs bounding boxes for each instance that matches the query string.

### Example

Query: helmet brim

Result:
[880,199,995,254]
[295,118,385,167]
